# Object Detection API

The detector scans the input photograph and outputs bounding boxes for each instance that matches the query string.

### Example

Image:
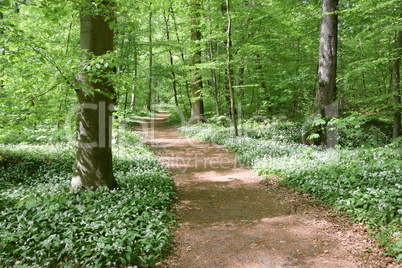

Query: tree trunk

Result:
[314,0,339,148]
[393,30,402,140]
[164,12,179,107]
[131,32,138,111]
[170,6,191,117]
[188,2,206,124]
[147,7,153,112]
[237,67,245,120]
[226,0,238,136]
[209,41,220,115]
[71,0,118,190]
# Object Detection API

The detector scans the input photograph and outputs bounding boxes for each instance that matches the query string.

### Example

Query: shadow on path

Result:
[137,111,394,268]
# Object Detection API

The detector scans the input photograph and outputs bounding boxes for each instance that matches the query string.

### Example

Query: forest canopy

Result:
[0,0,400,135]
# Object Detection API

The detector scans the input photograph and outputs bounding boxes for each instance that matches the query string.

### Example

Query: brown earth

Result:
[137,111,399,268]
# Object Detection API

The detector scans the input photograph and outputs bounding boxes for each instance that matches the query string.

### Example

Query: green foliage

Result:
[166,107,188,126]
[0,130,175,267]
[334,114,393,148]
[180,121,402,261]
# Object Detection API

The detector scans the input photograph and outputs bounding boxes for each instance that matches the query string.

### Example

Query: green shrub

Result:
[0,129,175,267]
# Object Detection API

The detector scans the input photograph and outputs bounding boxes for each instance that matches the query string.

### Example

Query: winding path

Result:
[138,111,396,268]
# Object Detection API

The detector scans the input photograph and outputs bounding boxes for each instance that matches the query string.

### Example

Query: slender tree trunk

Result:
[226,0,238,136]
[237,67,245,120]
[292,37,301,115]
[147,7,153,112]
[314,0,339,148]
[164,12,179,107]
[256,55,268,112]
[131,34,138,111]
[170,6,191,116]
[123,92,129,119]
[393,30,402,140]
[71,0,118,190]
[209,41,220,115]
[188,2,206,124]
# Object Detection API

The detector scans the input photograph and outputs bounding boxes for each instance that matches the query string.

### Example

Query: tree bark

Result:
[393,30,402,140]
[188,2,206,124]
[147,7,153,112]
[314,0,339,148]
[131,32,138,111]
[71,0,118,190]
[237,67,245,120]
[209,41,220,115]
[163,12,179,107]
[226,0,238,136]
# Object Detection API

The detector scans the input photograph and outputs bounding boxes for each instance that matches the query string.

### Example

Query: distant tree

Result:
[314,0,339,148]
[71,0,118,190]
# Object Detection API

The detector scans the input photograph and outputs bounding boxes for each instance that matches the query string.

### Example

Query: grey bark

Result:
[163,12,179,107]
[226,0,238,136]
[313,0,339,148]
[188,2,206,124]
[71,0,118,190]
[147,8,153,112]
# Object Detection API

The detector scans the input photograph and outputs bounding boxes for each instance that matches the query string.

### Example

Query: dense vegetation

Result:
[1,0,400,126]
[0,127,176,267]
[178,112,402,262]
[1,0,401,265]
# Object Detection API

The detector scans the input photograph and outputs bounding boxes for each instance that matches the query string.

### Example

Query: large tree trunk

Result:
[188,2,206,125]
[313,0,339,148]
[71,0,118,190]
[393,30,402,140]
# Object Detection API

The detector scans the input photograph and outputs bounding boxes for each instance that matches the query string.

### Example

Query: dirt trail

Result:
[138,111,398,268]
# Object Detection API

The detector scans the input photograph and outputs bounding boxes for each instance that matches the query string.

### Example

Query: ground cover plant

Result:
[179,118,402,262]
[0,128,175,267]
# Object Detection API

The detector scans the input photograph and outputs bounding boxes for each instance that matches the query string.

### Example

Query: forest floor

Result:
[137,111,399,268]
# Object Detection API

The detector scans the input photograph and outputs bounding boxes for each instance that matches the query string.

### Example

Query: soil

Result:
[137,111,400,268]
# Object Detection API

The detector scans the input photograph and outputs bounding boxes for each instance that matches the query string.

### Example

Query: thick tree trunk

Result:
[71,0,118,190]
[188,2,206,125]
[393,30,402,140]
[314,0,339,148]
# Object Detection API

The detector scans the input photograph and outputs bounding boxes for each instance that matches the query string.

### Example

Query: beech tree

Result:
[2,0,400,147]
[225,0,238,135]
[314,0,339,148]
[188,1,206,124]
[71,0,118,190]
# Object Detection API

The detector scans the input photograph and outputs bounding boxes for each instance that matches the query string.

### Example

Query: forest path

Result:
[137,111,395,268]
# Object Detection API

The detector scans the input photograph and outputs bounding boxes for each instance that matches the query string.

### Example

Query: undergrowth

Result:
[0,129,175,267]
[179,121,402,262]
